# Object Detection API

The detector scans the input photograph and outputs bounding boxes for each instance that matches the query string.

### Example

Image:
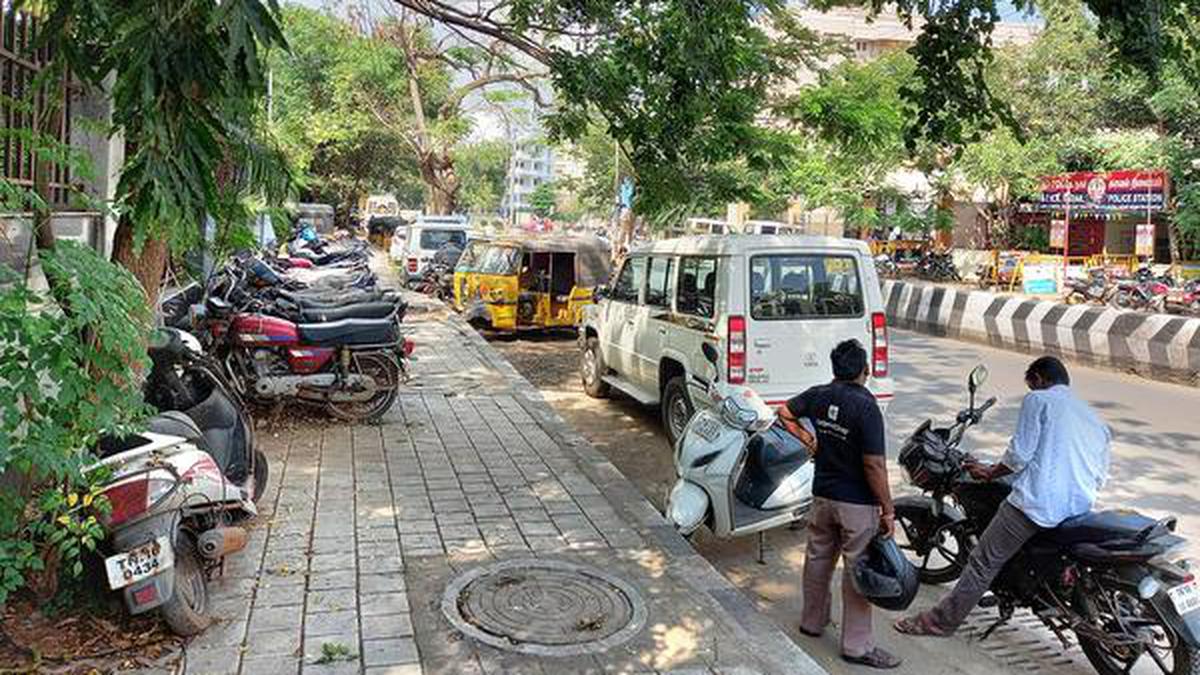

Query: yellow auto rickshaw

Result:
[458,234,611,331]
[451,238,492,313]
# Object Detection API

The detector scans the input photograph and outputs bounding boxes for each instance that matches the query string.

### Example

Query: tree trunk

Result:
[420,150,460,215]
[111,217,170,302]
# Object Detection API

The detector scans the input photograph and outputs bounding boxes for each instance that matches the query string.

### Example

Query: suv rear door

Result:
[743,248,875,404]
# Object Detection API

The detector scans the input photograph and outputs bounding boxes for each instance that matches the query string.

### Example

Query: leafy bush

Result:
[0,242,151,605]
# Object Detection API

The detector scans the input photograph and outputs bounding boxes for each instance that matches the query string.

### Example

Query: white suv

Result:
[579,232,894,445]
[393,215,470,281]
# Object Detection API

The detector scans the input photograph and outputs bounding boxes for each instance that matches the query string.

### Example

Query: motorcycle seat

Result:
[734,426,810,509]
[296,302,399,323]
[1037,509,1162,546]
[298,317,399,347]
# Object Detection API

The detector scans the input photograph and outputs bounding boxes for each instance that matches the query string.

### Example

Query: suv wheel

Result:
[581,337,610,398]
[662,376,694,447]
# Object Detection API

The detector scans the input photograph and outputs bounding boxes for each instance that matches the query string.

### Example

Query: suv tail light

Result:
[871,312,888,378]
[104,476,176,527]
[728,315,746,384]
[407,258,419,273]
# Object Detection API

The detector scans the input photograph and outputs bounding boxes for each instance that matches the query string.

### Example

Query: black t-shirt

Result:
[786,381,886,505]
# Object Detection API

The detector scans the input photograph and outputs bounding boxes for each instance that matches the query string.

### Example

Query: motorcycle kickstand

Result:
[757,531,766,565]
[978,605,1014,642]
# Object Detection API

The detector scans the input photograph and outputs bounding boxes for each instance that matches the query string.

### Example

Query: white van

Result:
[393,215,470,280]
[579,231,894,444]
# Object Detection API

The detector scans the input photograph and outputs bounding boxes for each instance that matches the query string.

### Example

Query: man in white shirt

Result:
[894,356,1111,637]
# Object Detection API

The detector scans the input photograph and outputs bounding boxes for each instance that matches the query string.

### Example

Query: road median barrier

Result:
[883,279,1200,385]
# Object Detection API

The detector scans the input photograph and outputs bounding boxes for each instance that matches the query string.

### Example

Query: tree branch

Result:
[389,0,552,64]
[439,72,549,118]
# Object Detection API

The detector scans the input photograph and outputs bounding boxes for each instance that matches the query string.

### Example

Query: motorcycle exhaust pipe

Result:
[197,526,248,559]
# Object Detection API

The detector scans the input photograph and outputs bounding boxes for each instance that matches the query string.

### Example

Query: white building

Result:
[502,142,555,217]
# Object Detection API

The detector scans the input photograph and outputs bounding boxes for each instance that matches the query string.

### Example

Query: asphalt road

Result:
[489,328,1200,675]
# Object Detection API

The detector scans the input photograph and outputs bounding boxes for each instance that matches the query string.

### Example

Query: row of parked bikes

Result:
[1064,267,1200,315]
[875,250,962,283]
[92,227,412,637]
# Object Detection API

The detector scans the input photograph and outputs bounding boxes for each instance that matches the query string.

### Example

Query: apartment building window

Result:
[1,4,72,207]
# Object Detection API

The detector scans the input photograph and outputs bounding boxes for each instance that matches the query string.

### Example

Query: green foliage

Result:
[0,242,151,605]
[528,181,558,218]
[270,6,423,212]
[316,642,357,664]
[516,0,832,217]
[453,141,511,214]
[38,0,293,256]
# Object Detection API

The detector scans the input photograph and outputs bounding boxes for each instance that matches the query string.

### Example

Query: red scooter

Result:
[193,296,412,422]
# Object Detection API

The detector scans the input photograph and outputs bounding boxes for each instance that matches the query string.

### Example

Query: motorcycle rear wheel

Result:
[325,352,400,423]
[1073,586,1200,675]
[160,537,211,637]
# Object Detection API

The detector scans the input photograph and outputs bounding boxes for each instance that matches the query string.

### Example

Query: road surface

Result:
[489,328,1200,675]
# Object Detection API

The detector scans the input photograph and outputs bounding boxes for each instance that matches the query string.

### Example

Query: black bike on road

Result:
[895,366,1200,675]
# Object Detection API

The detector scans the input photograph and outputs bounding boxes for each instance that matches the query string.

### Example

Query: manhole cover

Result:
[441,558,647,656]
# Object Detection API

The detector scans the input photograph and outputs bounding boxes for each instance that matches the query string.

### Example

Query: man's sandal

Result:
[842,647,902,669]
[893,613,951,637]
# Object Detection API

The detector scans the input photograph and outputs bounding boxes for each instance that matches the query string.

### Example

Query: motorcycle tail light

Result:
[402,338,415,356]
[871,312,889,378]
[407,258,418,273]
[104,475,176,527]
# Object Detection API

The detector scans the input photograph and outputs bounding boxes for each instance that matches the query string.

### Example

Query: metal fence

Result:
[1,4,73,207]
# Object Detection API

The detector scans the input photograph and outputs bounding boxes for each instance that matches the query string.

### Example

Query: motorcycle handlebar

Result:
[977,397,997,415]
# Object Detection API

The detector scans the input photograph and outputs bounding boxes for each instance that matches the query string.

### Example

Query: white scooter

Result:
[665,343,815,561]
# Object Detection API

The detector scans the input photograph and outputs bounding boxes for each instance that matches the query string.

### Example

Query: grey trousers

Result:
[929,501,1044,631]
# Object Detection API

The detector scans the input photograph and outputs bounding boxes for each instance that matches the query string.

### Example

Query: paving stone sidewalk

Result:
[170,272,824,675]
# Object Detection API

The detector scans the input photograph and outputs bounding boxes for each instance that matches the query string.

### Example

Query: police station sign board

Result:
[1037,170,1168,212]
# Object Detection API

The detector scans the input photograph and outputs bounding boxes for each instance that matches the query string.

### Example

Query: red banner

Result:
[1037,169,1168,212]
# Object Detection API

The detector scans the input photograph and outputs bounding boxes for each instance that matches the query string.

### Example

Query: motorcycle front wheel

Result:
[325,352,400,423]
[894,503,970,585]
[1073,585,1200,675]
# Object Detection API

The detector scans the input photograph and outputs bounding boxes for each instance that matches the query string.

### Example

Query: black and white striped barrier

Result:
[882,280,1200,385]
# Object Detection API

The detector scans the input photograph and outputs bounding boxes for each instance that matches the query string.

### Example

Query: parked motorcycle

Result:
[415,262,454,301]
[1064,269,1118,306]
[918,251,962,282]
[193,295,410,422]
[665,343,813,560]
[89,328,264,636]
[895,365,1198,675]
[1109,278,1169,313]
[1165,280,1200,317]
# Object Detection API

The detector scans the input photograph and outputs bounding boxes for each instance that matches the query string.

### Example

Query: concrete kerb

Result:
[882,279,1200,386]
[430,300,829,675]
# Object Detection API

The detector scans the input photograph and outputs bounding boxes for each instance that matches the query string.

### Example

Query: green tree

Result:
[270,5,422,215]
[34,0,291,298]
[529,181,558,218]
[453,140,512,214]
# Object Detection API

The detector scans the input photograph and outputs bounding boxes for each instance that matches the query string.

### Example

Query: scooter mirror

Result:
[968,365,989,393]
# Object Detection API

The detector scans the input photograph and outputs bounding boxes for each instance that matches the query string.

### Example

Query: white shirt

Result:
[1001,384,1111,528]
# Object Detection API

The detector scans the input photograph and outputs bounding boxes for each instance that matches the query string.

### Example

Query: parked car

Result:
[579,232,894,445]
[393,215,470,282]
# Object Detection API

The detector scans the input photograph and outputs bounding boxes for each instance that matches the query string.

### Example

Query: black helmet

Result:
[852,535,919,611]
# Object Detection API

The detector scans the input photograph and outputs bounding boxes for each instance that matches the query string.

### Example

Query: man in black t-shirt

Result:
[777,339,899,669]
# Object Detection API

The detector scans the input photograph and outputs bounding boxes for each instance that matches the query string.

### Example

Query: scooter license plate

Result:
[105,536,174,590]
[692,416,722,442]
[1169,579,1200,616]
